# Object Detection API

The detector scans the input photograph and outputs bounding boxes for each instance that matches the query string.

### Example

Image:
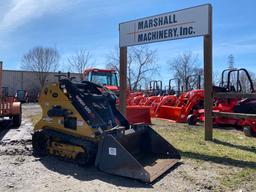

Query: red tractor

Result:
[0,62,22,127]
[193,68,256,137]
[83,68,151,124]
[84,68,119,94]
[155,89,204,123]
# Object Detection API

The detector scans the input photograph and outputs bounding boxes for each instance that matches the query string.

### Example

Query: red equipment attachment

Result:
[128,94,145,105]
[151,95,178,117]
[126,106,151,124]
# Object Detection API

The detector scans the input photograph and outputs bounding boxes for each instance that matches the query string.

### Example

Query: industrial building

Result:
[2,70,81,102]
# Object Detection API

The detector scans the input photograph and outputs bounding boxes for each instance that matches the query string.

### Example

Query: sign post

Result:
[119,4,213,140]
[119,47,127,115]
[204,5,213,140]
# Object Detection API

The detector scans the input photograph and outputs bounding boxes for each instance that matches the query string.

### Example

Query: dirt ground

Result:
[0,104,254,192]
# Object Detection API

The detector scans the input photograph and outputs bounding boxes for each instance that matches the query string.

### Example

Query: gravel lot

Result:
[0,104,254,192]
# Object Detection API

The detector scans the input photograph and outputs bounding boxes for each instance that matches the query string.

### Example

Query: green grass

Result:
[152,118,256,191]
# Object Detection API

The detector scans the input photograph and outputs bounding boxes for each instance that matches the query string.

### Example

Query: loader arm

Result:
[59,79,129,129]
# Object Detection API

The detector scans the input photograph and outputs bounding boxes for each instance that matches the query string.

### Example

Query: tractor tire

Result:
[32,131,49,157]
[187,114,197,125]
[243,126,252,137]
[13,114,22,127]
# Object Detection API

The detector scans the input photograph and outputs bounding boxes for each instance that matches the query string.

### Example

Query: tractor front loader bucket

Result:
[95,124,180,183]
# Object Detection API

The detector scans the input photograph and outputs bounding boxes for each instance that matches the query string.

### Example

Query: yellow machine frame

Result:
[35,83,97,140]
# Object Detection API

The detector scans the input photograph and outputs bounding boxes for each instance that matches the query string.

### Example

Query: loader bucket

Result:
[95,125,180,183]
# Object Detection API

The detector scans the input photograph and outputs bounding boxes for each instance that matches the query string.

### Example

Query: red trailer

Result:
[0,62,22,127]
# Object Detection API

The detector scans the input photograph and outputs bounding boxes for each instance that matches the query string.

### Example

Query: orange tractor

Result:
[124,74,204,124]
[83,68,151,124]
[154,75,204,123]
[134,75,204,123]
[0,61,22,127]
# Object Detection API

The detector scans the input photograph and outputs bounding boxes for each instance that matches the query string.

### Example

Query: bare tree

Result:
[67,49,92,80]
[21,46,60,88]
[106,47,134,90]
[106,45,158,91]
[168,52,202,91]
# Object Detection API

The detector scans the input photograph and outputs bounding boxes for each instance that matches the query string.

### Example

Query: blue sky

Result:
[0,0,256,82]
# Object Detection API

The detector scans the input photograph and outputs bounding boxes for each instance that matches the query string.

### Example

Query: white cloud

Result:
[0,0,80,32]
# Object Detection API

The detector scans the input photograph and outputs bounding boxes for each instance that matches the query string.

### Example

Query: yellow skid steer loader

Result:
[32,74,180,183]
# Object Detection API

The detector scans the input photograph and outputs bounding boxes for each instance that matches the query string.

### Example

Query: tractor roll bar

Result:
[149,80,162,95]
[226,69,239,91]
[227,68,254,93]
[169,78,181,95]
[220,68,235,87]
[238,68,254,92]
[185,74,202,91]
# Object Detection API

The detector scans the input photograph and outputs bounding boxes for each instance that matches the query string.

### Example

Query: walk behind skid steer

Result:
[32,75,180,183]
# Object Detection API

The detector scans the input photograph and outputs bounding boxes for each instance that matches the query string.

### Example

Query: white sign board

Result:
[119,4,210,47]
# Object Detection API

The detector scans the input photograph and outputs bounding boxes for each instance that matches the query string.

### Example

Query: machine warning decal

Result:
[108,147,117,156]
